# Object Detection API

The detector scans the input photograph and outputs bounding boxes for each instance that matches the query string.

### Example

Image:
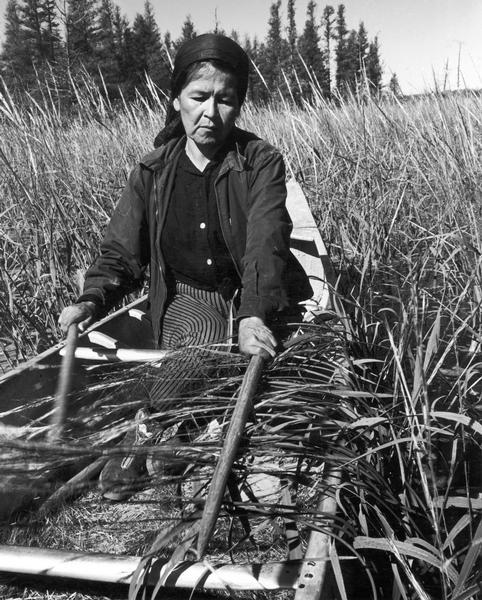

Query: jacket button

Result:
[200,222,206,229]
[206,258,213,266]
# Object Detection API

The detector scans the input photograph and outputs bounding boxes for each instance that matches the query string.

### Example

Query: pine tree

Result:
[122,25,137,91]
[213,8,222,35]
[322,5,335,96]
[10,0,62,71]
[113,4,128,51]
[285,0,303,101]
[335,3,349,92]
[286,0,297,61]
[366,36,382,95]
[298,0,327,98]
[335,10,370,97]
[337,22,374,96]
[389,72,401,97]
[130,1,169,93]
[284,0,300,101]
[162,30,174,70]
[1,0,29,79]
[0,0,64,90]
[96,0,117,83]
[66,0,98,69]
[343,29,358,93]
[243,35,261,102]
[97,0,115,56]
[112,3,132,84]
[261,0,289,96]
[177,15,196,46]
[41,0,61,62]
[163,31,172,52]
[20,0,46,63]
[356,21,369,80]
[143,1,167,85]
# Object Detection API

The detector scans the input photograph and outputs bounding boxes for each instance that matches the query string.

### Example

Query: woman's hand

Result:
[238,316,277,359]
[58,301,97,334]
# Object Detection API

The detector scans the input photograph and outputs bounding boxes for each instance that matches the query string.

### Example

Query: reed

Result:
[0,75,481,600]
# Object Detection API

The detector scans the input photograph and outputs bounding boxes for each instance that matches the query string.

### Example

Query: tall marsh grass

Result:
[0,76,481,599]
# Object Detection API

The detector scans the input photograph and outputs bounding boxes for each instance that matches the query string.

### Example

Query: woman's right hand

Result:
[58,301,97,334]
[238,316,277,359]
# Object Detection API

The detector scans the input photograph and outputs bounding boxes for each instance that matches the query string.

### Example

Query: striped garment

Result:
[149,281,235,406]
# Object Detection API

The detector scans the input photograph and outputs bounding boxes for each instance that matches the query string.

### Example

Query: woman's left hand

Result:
[238,316,277,359]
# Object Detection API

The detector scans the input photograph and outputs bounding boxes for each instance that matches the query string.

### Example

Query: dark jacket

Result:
[79,127,312,344]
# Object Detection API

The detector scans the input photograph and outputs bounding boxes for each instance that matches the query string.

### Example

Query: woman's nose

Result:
[204,97,218,118]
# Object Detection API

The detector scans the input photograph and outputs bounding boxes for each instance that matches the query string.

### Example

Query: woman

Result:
[59,33,312,500]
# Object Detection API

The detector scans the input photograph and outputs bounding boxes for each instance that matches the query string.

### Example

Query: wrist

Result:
[239,316,265,327]
[76,300,97,317]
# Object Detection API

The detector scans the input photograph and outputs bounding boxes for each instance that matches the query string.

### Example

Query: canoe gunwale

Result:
[0,294,148,386]
[0,544,330,590]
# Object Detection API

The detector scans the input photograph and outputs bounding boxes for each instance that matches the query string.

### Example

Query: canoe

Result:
[0,180,336,595]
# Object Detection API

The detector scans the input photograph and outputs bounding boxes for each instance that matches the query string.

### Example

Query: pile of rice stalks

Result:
[0,309,480,600]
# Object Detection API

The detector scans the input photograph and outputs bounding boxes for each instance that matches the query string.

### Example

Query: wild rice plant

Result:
[0,75,481,599]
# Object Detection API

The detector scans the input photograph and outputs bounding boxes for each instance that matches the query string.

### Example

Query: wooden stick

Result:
[196,354,265,557]
[0,294,147,386]
[38,456,107,517]
[48,324,77,443]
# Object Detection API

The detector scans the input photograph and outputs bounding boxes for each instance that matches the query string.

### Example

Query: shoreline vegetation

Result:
[0,74,481,600]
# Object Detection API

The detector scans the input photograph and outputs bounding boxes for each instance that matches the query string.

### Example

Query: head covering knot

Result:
[154,33,250,148]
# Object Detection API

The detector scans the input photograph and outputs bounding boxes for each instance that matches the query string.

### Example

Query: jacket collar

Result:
[140,129,248,174]
[219,131,248,174]
[139,136,185,171]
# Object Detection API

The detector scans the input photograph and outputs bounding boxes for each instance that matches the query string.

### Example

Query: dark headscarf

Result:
[154,34,250,148]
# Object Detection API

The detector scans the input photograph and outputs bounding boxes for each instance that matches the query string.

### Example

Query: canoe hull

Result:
[0,545,320,590]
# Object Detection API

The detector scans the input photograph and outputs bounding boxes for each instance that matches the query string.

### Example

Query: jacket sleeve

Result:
[237,149,293,322]
[77,165,150,315]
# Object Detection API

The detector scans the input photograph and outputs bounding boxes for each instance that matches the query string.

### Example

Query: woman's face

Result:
[173,63,240,152]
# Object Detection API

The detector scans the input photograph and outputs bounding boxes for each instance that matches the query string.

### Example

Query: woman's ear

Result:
[173,97,180,112]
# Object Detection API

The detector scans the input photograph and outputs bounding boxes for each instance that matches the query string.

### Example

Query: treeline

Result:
[0,0,383,103]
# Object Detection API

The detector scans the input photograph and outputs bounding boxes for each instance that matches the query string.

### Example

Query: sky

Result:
[0,0,481,94]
